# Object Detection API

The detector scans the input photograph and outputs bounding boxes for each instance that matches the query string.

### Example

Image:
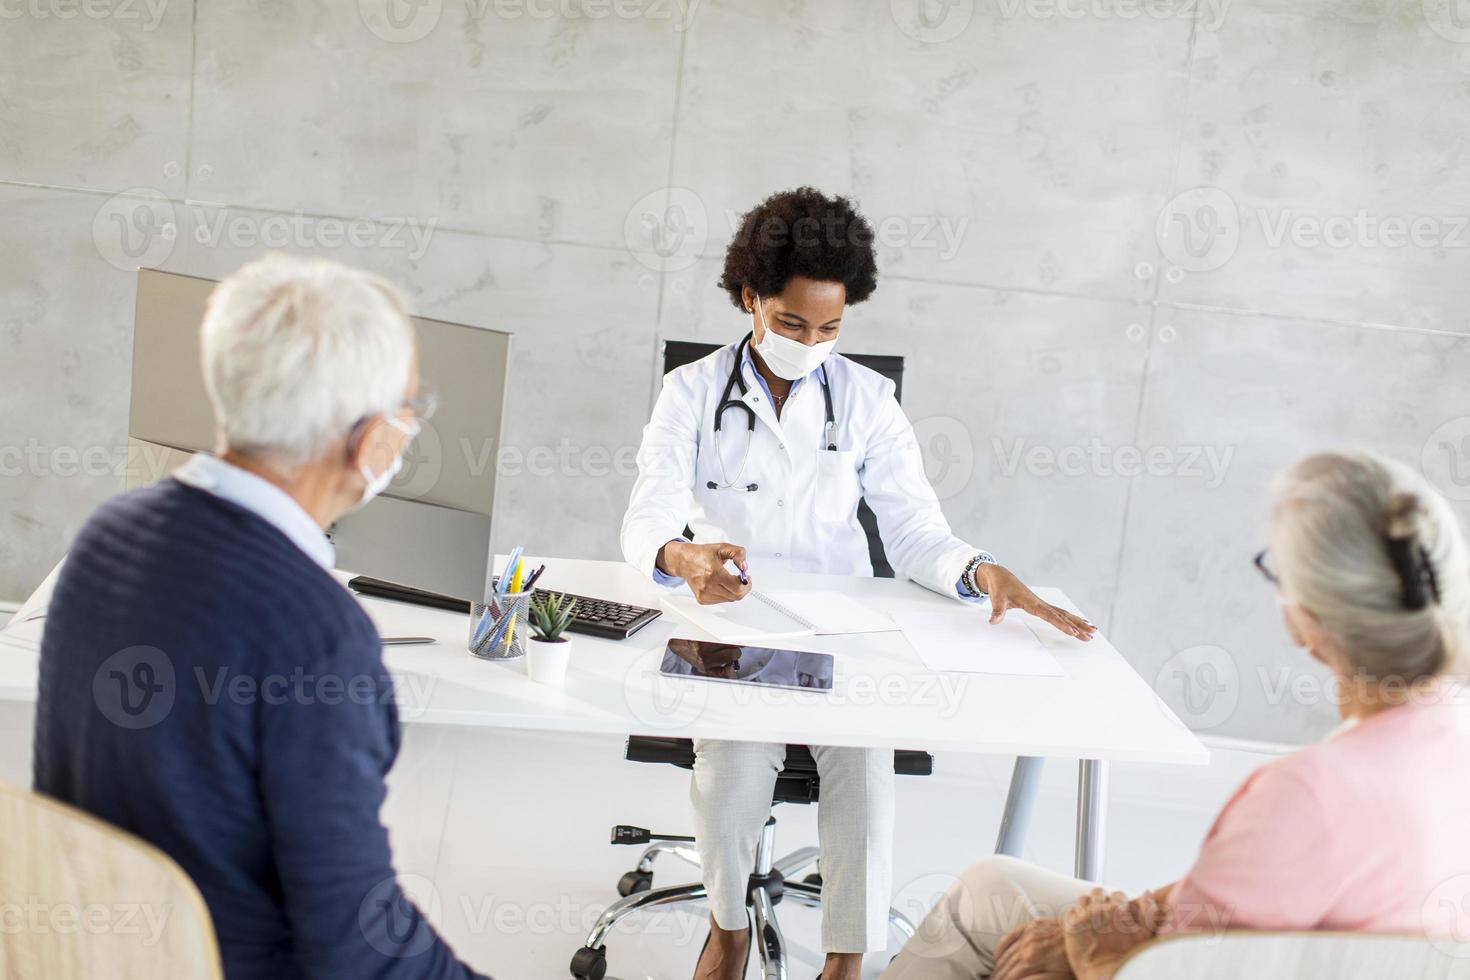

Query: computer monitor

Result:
[127,267,511,600]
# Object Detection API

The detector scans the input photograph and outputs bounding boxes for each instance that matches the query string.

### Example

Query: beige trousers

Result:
[880,855,1100,979]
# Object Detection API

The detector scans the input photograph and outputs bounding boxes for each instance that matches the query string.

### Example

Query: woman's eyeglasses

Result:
[1253,548,1279,586]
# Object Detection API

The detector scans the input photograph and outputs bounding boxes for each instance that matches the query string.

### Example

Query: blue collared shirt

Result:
[174,454,336,570]
[654,343,987,601]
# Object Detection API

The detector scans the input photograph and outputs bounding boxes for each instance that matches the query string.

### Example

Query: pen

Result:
[503,554,527,650]
[479,601,518,653]
[520,564,546,592]
[498,546,525,595]
[382,636,435,646]
[470,607,496,650]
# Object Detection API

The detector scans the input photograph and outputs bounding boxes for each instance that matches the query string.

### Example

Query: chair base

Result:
[571,815,914,980]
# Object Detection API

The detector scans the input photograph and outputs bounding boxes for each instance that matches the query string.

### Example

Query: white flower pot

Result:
[526,636,573,685]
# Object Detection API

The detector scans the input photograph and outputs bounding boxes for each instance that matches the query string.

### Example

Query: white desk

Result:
[0,557,1206,879]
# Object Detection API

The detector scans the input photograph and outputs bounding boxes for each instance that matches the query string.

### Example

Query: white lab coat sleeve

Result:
[621,368,701,581]
[858,387,982,600]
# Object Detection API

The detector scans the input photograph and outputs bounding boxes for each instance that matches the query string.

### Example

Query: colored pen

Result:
[470,607,496,651]
[503,554,526,650]
[479,605,517,654]
[498,546,525,595]
[520,564,547,592]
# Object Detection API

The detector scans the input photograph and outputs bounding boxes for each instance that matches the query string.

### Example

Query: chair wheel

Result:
[617,870,653,896]
[803,872,823,888]
[570,945,607,980]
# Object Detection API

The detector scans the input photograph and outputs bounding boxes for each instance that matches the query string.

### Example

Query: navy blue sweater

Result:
[34,479,487,980]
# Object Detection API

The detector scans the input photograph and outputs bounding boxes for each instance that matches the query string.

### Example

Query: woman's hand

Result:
[658,541,752,605]
[976,563,1097,641]
[1061,888,1166,980]
[993,916,1073,980]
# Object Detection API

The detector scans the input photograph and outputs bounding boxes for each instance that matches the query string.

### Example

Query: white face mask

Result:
[350,417,419,511]
[753,296,837,381]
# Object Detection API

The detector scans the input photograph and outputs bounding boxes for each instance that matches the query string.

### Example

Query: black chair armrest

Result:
[624,736,699,769]
[895,749,933,777]
[625,737,933,777]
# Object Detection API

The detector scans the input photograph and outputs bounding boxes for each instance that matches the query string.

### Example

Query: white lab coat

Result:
[621,340,980,596]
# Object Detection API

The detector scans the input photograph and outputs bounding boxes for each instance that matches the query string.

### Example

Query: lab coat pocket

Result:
[813,450,862,524]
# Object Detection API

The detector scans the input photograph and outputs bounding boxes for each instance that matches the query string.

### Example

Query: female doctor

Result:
[621,187,1096,980]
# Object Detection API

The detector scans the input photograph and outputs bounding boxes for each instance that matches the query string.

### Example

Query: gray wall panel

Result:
[3,0,1462,742]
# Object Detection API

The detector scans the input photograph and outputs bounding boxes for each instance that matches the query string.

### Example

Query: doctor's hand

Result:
[976,564,1097,642]
[658,541,753,605]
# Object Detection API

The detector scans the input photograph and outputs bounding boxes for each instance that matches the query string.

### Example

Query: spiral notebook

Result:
[660,589,899,645]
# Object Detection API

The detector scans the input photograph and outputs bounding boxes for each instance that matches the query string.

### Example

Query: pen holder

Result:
[468,592,532,661]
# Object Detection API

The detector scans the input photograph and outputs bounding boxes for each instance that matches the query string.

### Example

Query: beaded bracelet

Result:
[961,552,998,599]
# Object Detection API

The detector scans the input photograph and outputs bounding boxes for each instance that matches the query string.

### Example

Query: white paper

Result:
[890,607,1064,677]
[763,590,900,636]
[662,588,901,644]
[660,592,814,644]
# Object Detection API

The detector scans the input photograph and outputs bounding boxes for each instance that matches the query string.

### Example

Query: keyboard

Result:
[347,575,663,641]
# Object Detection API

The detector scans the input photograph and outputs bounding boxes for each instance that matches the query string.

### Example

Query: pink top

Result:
[1168,679,1470,936]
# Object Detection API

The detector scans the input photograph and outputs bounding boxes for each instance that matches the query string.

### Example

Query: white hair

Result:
[1270,450,1470,682]
[200,254,414,466]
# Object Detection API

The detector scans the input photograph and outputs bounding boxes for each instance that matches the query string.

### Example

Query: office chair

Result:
[575,342,1040,977]
[659,339,905,578]
[568,342,923,978]
[0,781,224,979]
[570,738,932,980]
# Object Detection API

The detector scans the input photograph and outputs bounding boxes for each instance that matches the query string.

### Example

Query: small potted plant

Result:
[526,591,578,685]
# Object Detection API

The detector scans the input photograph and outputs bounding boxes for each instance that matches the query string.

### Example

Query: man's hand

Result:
[976,563,1096,641]
[1062,888,1167,980]
[657,541,752,605]
[993,916,1073,980]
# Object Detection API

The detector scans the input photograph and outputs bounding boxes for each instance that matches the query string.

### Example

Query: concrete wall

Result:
[3,0,1468,743]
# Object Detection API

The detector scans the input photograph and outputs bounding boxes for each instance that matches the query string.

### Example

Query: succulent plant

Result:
[529,591,578,642]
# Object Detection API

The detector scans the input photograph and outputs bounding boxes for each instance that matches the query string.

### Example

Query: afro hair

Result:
[718,187,879,309]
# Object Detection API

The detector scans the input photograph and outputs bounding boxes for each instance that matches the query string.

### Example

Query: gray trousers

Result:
[691,738,896,954]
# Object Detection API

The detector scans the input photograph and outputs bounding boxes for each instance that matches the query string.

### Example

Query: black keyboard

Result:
[347,575,663,641]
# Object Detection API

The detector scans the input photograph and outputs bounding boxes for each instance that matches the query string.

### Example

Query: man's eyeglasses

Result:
[1253,548,1279,586]
[401,382,438,425]
[349,381,437,447]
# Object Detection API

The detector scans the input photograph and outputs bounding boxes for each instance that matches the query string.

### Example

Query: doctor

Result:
[621,187,1096,980]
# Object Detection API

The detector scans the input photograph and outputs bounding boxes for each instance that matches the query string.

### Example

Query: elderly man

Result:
[33,255,488,980]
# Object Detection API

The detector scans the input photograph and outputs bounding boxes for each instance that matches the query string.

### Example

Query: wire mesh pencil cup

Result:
[468,591,533,660]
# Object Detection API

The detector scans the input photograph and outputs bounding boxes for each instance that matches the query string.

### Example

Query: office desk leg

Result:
[995,756,1042,858]
[1075,759,1108,881]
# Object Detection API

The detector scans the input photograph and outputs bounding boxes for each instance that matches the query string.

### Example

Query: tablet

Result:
[659,638,835,693]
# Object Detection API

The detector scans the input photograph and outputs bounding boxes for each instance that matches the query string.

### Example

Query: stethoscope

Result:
[708,332,836,492]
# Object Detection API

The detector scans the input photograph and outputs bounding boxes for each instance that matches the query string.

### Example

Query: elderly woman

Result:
[882,449,1470,980]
